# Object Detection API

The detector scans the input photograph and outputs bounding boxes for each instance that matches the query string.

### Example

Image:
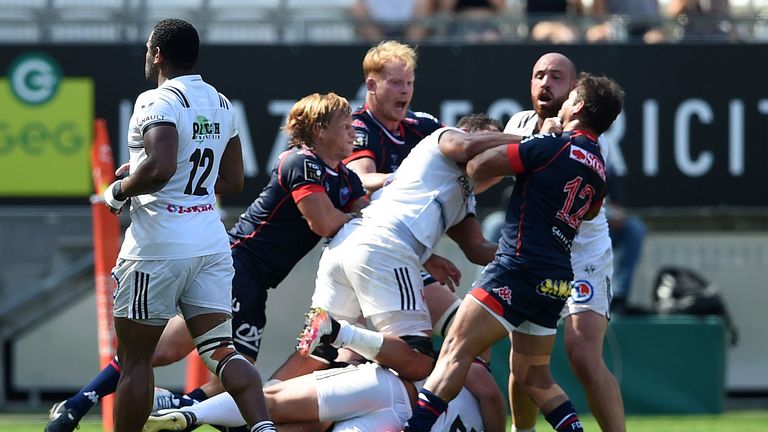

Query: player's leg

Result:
[511,329,583,432]
[44,356,122,432]
[565,251,625,431]
[564,311,625,432]
[110,257,190,432]
[113,317,166,432]
[182,252,275,432]
[509,362,539,432]
[425,281,506,432]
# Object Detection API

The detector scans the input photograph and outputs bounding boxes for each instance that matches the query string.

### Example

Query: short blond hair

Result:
[283,92,351,148]
[362,40,417,79]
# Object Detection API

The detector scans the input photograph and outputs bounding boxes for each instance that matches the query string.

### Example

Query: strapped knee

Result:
[514,353,553,390]
[192,320,247,377]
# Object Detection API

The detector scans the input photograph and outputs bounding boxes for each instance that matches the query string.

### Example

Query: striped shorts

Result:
[111,252,233,324]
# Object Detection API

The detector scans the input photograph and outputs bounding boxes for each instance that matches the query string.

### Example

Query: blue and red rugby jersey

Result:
[229,146,365,288]
[344,105,442,174]
[497,130,607,276]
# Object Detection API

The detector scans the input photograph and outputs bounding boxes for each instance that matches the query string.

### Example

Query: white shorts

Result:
[562,248,614,319]
[112,252,233,323]
[311,221,431,334]
[315,363,411,425]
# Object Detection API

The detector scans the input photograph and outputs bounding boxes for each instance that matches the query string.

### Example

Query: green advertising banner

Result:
[0,53,93,196]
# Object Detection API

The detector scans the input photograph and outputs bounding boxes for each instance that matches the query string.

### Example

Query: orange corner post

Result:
[90,118,120,432]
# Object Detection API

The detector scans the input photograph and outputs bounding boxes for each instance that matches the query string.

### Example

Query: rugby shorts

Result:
[562,247,614,319]
[112,252,233,323]
[311,221,431,333]
[470,255,573,335]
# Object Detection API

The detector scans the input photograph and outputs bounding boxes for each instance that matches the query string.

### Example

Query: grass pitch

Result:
[3,410,768,431]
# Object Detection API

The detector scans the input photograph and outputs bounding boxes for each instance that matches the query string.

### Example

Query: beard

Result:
[145,60,158,82]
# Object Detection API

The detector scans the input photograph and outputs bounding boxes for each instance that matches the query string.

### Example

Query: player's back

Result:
[362,127,476,260]
[121,75,236,260]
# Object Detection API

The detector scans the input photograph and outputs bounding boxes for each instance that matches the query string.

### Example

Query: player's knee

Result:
[192,320,248,378]
[152,344,189,366]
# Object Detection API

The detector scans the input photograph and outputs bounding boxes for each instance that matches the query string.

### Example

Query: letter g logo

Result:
[8,53,62,105]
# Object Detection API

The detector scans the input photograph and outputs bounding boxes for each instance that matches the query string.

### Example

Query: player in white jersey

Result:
[280,115,514,384]
[503,53,625,432]
[98,19,275,432]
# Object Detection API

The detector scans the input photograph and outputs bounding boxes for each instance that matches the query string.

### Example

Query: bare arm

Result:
[120,125,178,196]
[345,157,390,193]
[296,193,354,238]
[446,216,497,266]
[438,130,522,164]
[466,145,515,183]
[215,135,244,195]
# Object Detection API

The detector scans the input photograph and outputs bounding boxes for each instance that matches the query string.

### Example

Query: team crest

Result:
[339,186,350,205]
[111,271,120,300]
[304,159,322,182]
[492,286,513,304]
[353,131,368,149]
[572,280,594,303]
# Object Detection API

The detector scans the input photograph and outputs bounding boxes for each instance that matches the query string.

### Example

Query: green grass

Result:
[3,411,768,432]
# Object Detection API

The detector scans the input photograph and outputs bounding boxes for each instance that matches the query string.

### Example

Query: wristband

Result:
[103,179,128,208]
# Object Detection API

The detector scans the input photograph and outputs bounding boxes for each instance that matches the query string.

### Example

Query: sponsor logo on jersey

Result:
[551,225,573,251]
[352,119,368,129]
[569,144,605,181]
[571,280,594,303]
[536,279,572,300]
[413,111,438,122]
[304,159,322,182]
[403,117,418,125]
[456,175,472,198]
[353,131,368,149]
[165,203,215,214]
[192,115,221,144]
[137,114,166,129]
[492,286,513,304]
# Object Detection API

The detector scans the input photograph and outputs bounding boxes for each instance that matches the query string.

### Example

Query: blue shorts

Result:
[473,255,573,329]
[231,249,269,360]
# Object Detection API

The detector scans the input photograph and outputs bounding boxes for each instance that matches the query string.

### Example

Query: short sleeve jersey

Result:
[498,130,607,275]
[229,147,365,288]
[504,110,611,266]
[361,127,477,262]
[119,75,237,260]
[344,105,442,174]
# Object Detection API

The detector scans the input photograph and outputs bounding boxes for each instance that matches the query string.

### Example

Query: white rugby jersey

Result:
[504,110,611,267]
[361,127,476,262]
[119,75,237,260]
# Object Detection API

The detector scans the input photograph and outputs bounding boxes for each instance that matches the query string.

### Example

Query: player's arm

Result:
[466,143,521,183]
[438,130,522,164]
[296,192,354,238]
[119,124,178,196]
[345,157,390,193]
[446,215,497,266]
[215,135,244,195]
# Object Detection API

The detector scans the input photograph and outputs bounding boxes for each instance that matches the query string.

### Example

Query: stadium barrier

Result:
[484,315,728,414]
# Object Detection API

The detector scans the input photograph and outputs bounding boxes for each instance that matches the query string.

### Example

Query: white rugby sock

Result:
[511,426,536,432]
[186,391,245,427]
[331,320,384,360]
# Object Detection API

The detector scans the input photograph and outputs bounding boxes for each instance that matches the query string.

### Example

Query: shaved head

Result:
[530,53,578,120]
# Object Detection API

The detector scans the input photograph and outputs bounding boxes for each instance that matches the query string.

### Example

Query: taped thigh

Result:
[192,319,247,377]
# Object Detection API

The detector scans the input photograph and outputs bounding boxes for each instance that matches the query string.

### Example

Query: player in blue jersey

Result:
[45,92,367,432]
[344,40,443,192]
[404,73,624,432]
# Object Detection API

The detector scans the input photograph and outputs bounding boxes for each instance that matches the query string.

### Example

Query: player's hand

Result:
[103,179,128,215]
[115,162,130,177]
[540,117,563,135]
[424,254,461,292]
